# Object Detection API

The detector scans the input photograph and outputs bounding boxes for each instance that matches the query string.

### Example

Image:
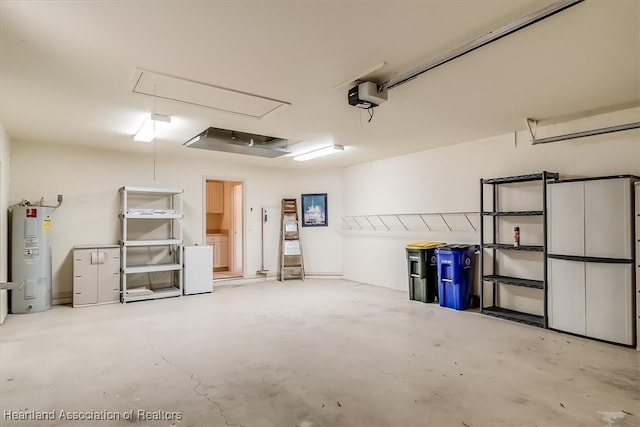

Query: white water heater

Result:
[10,199,61,314]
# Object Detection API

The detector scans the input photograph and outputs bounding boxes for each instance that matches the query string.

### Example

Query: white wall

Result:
[7,107,639,307]
[0,123,11,322]
[244,167,343,278]
[342,108,640,300]
[281,168,344,276]
[9,141,343,301]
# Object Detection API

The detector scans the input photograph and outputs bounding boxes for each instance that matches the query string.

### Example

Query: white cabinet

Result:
[206,181,224,214]
[184,246,213,295]
[585,263,633,344]
[547,176,637,346]
[73,246,120,307]
[548,181,584,257]
[549,260,634,345]
[584,178,632,259]
[206,234,228,268]
[548,258,585,335]
[549,178,632,258]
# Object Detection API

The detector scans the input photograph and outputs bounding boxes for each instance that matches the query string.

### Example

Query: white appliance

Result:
[10,200,62,314]
[547,176,638,346]
[183,245,213,295]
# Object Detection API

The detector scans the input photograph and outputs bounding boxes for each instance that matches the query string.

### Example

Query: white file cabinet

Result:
[73,245,120,307]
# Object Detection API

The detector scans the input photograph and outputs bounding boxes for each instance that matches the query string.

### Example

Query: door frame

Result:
[202,176,245,278]
[230,182,243,275]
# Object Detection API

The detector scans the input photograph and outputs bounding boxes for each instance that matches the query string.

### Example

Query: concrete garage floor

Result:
[1,279,639,427]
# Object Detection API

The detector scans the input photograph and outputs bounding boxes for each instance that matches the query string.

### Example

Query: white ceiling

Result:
[1,0,638,169]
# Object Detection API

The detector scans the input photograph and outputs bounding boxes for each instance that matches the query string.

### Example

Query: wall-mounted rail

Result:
[527,118,640,145]
[342,212,479,233]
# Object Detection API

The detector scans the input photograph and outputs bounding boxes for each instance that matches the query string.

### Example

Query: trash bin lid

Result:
[406,241,444,250]
[436,244,478,251]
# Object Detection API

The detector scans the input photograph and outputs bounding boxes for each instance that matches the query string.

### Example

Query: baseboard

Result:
[0,289,7,325]
[305,273,344,279]
[52,290,72,306]
[212,272,344,286]
[53,297,72,305]
[213,275,274,286]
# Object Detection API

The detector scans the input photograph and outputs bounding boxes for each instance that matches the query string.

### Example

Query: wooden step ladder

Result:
[278,198,305,281]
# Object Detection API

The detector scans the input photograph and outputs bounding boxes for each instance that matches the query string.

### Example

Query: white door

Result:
[585,263,633,345]
[548,258,585,335]
[584,178,631,259]
[97,248,120,303]
[548,181,585,256]
[73,249,98,306]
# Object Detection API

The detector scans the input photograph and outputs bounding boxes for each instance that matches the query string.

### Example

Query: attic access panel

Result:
[131,69,290,119]
[184,127,292,158]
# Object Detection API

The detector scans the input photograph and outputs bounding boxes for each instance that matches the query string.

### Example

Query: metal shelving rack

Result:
[480,172,559,327]
[119,186,184,303]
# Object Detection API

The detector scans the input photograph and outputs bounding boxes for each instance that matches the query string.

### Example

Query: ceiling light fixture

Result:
[293,145,344,162]
[133,113,171,143]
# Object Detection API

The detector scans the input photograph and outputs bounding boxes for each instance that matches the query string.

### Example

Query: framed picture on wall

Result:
[301,193,327,227]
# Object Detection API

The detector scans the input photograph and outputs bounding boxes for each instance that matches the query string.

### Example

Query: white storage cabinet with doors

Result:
[73,245,120,307]
[547,176,638,346]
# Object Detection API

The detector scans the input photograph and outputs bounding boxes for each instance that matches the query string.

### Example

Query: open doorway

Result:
[204,179,243,280]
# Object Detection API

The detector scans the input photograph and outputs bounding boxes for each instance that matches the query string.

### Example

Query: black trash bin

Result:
[405,242,443,303]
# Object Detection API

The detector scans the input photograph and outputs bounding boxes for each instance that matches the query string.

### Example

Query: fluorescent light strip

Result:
[293,145,344,161]
[134,114,172,143]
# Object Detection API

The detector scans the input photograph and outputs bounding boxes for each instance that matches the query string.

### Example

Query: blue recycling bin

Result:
[436,245,477,310]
